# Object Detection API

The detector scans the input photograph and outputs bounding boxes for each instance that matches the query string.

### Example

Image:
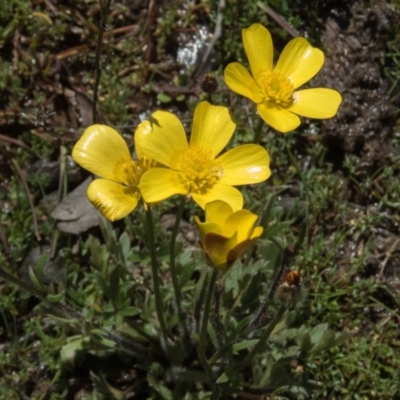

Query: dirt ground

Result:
[314,1,400,289]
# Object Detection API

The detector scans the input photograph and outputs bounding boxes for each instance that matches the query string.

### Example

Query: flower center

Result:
[175,147,223,194]
[114,160,141,186]
[259,70,294,108]
[115,157,160,188]
[137,156,160,175]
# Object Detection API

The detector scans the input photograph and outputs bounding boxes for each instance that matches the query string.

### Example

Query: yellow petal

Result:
[139,168,187,203]
[275,37,324,89]
[204,231,238,268]
[242,23,273,85]
[191,184,243,211]
[289,88,342,118]
[224,210,258,240]
[190,101,236,157]
[134,120,152,159]
[251,226,264,239]
[224,63,262,104]
[87,179,140,221]
[194,218,224,244]
[134,110,188,167]
[205,200,233,227]
[72,125,132,182]
[257,103,300,133]
[227,237,260,264]
[217,144,271,185]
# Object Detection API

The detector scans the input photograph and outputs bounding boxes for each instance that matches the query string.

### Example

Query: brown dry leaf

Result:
[51,177,104,234]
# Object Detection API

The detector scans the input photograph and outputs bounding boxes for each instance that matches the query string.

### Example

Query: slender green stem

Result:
[0,266,46,300]
[239,305,286,368]
[214,282,234,368]
[200,268,218,345]
[243,252,285,336]
[194,262,209,333]
[197,343,213,383]
[252,116,265,144]
[197,268,218,381]
[145,207,169,347]
[169,196,187,336]
[213,283,224,349]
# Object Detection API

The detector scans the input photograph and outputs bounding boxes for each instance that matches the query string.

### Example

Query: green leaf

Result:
[119,231,131,263]
[157,92,172,103]
[232,339,258,353]
[310,330,336,354]
[264,220,294,238]
[216,372,229,384]
[108,266,120,302]
[34,250,48,284]
[207,322,219,349]
[118,306,140,317]
[60,335,88,364]
[91,371,125,400]
[234,315,253,335]
[94,272,110,298]
[310,323,328,344]
[147,373,173,399]
[47,291,64,303]
[299,333,312,353]
[28,265,43,291]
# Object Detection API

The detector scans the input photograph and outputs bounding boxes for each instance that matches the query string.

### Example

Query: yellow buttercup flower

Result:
[195,200,263,269]
[72,124,157,221]
[135,101,271,211]
[224,23,342,133]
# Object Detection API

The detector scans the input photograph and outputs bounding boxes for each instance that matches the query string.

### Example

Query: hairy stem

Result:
[145,207,169,351]
[169,196,188,337]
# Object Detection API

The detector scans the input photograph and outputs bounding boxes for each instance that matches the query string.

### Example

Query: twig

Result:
[142,0,159,83]
[192,0,225,81]
[378,238,400,280]
[55,25,136,60]
[92,0,112,123]
[257,2,300,38]
[0,134,32,152]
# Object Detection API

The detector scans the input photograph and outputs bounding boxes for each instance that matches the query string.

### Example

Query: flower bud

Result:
[201,73,218,94]
[276,269,304,308]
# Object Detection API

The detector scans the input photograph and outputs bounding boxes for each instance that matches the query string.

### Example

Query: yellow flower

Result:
[224,23,342,133]
[135,101,271,211]
[72,124,157,221]
[194,200,263,269]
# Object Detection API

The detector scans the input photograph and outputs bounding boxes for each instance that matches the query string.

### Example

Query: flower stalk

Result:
[197,268,218,380]
[169,196,189,337]
[145,207,169,351]
[239,304,286,368]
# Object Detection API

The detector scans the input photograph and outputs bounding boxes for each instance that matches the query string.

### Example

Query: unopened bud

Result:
[276,269,304,308]
[201,73,218,94]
